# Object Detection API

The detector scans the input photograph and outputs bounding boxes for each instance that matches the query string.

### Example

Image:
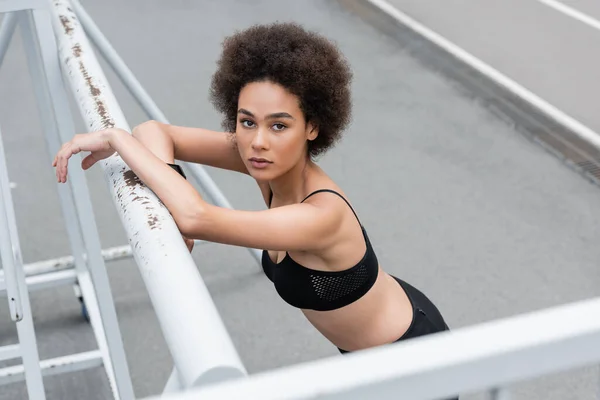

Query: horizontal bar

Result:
[50,0,246,388]
[10,240,203,279]
[151,296,600,400]
[8,244,132,278]
[0,344,20,362]
[26,269,77,292]
[0,350,103,385]
[0,269,76,293]
[0,242,202,294]
[0,0,47,13]
[0,239,210,286]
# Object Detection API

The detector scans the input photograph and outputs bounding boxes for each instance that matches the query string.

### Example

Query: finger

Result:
[56,151,64,182]
[58,146,72,183]
[57,151,64,182]
[63,153,70,183]
[81,154,97,170]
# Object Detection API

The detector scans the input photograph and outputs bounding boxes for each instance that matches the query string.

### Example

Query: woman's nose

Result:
[251,128,269,150]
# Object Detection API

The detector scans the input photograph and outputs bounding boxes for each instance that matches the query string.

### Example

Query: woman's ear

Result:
[306,121,319,141]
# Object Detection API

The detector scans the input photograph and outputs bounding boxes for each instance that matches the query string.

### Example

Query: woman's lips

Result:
[249,158,272,169]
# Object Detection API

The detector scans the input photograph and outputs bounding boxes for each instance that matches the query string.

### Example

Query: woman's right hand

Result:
[52,129,121,183]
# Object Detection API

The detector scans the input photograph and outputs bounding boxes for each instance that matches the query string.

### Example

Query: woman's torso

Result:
[259,178,414,351]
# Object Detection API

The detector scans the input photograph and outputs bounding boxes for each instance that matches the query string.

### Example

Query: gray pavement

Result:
[1,0,600,399]
[384,0,600,134]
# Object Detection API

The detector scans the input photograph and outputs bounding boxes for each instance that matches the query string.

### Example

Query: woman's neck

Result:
[269,156,316,206]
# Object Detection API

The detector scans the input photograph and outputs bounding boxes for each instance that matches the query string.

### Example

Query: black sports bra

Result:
[261,189,379,311]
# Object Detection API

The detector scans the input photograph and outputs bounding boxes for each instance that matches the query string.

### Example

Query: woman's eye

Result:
[273,123,286,131]
[241,120,255,128]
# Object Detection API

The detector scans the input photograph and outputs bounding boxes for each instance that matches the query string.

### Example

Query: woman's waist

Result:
[302,272,413,350]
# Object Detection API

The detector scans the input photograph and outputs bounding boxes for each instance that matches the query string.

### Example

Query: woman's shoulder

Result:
[255,172,352,212]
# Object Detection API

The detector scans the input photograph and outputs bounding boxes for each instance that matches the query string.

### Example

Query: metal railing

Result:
[150,295,600,399]
[48,0,248,390]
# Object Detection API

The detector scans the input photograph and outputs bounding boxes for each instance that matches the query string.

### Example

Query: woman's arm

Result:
[53,128,342,251]
[132,120,248,174]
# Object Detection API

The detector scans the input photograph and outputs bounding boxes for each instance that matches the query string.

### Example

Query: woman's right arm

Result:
[132,120,248,174]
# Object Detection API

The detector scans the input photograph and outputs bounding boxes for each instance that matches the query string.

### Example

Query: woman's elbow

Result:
[176,206,210,239]
[132,120,160,138]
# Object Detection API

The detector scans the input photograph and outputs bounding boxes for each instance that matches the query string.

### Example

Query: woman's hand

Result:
[183,236,194,253]
[52,129,123,183]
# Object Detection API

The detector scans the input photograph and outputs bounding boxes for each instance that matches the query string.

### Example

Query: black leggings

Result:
[339,276,458,399]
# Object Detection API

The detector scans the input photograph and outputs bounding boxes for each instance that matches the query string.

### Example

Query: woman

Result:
[52,22,451,355]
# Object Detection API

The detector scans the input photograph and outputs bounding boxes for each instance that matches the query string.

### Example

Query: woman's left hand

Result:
[183,236,194,253]
[52,129,122,183]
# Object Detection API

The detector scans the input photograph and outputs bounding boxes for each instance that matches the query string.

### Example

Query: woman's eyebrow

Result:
[237,109,295,120]
[238,108,254,117]
[267,112,295,120]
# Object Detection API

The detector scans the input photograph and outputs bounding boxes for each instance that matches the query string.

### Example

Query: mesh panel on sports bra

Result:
[310,263,370,302]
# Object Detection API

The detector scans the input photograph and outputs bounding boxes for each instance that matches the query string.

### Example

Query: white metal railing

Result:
[148,296,600,399]
[48,0,247,390]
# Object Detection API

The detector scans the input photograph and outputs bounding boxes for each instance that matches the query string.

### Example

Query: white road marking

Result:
[367,0,600,149]
[536,0,600,32]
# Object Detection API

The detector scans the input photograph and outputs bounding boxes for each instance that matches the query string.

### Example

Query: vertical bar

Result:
[0,126,22,322]
[17,6,89,302]
[0,12,17,67]
[0,123,45,398]
[69,0,262,265]
[19,9,135,400]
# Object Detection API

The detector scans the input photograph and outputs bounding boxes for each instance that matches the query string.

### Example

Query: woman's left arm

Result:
[53,128,343,252]
[54,128,206,233]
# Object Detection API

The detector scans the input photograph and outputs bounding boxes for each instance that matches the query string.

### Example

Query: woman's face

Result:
[235,80,317,181]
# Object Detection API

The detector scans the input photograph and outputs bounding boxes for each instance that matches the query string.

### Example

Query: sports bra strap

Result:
[269,189,361,224]
[301,189,361,224]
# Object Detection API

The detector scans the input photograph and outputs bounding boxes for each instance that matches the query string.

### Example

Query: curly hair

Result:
[209,22,353,158]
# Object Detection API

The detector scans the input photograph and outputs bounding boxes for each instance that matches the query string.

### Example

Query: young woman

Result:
[52,22,451,355]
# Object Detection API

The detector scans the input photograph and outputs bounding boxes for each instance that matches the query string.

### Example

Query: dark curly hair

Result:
[209,22,353,158]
